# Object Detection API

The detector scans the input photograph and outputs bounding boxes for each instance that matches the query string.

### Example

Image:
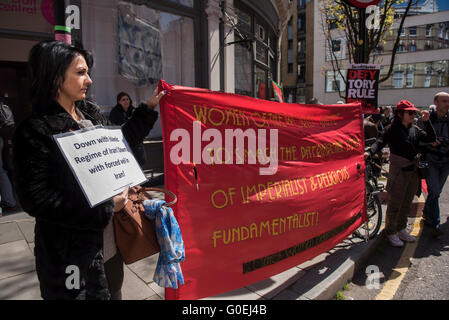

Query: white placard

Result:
[54,126,147,207]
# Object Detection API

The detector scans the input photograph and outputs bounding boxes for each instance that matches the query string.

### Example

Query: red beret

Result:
[396,100,419,112]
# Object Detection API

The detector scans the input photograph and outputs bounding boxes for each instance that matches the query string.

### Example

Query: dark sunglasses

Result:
[406,111,416,116]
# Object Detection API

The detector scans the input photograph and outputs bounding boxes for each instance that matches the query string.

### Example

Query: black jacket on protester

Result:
[109,103,147,166]
[12,99,158,299]
[417,110,449,162]
[369,120,436,162]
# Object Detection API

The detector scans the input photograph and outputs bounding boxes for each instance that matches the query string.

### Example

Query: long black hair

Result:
[27,40,93,113]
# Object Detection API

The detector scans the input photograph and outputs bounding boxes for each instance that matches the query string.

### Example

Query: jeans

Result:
[0,136,16,207]
[423,160,449,228]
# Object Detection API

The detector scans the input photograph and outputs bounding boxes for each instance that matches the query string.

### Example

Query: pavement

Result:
[0,180,426,300]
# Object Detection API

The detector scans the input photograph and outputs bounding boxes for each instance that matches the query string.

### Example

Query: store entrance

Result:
[0,61,32,125]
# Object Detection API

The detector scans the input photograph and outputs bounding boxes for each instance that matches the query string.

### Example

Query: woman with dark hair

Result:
[366,100,436,247]
[109,92,147,166]
[13,40,165,300]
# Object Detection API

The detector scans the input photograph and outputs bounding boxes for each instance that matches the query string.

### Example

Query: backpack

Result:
[0,100,15,137]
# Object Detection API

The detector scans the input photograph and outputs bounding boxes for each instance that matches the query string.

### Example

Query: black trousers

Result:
[104,251,124,300]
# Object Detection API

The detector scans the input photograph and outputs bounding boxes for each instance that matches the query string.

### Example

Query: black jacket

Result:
[369,120,436,162]
[13,99,158,299]
[417,110,449,162]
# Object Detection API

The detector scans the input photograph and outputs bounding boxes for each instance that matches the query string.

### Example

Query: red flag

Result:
[158,80,365,300]
[272,80,284,103]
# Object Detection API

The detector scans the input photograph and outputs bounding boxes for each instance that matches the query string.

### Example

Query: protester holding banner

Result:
[366,100,436,247]
[109,92,147,167]
[12,40,164,300]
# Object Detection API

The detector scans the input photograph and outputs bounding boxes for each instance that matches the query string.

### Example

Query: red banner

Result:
[158,80,366,300]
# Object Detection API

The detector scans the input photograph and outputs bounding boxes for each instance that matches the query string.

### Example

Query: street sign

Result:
[343,0,381,8]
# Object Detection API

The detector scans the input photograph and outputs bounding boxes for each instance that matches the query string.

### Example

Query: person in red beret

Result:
[365,100,437,247]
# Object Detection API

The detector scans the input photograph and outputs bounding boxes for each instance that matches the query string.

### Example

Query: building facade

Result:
[280,0,313,103]
[0,0,291,139]
[317,2,449,108]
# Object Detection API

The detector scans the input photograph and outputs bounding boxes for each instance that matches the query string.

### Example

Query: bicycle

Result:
[354,140,385,240]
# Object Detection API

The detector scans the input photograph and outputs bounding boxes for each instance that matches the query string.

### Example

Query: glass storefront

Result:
[233,1,278,100]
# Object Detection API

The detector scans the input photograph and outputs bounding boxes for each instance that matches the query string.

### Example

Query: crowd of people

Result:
[364,93,449,247]
[0,38,448,299]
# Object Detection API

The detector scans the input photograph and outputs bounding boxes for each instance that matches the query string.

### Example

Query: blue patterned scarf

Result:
[142,199,185,289]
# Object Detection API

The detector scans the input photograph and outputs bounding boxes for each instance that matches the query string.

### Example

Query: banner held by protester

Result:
[158,80,366,300]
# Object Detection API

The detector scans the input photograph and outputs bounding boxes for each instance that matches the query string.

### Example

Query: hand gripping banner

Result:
[158,80,366,300]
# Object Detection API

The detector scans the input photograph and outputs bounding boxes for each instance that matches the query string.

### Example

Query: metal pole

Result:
[53,0,83,47]
[359,7,367,63]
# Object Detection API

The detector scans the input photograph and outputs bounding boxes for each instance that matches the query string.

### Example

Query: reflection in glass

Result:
[255,66,266,99]
[235,36,252,96]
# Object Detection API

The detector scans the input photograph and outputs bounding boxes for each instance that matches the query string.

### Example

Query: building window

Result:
[288,63,293,73]
[255,66,267,99]
[297,39,306,59]
[409,40,416,52]
[393,71,404,88]
[298,0,306,8]
[297,63,305,83]
[327,38,345,60]
[439,27,444,39]
[325,71,346,92]
[398,40,405,53]
[426,25,432,37]
[298,14,306,33]
[234,3,278,99]
[425,40,432,50]
[235,35,253,96]
[409,26,416,36]
[287,19,293,40]
[406,69,414,88]
[424,66,432,88]
[400,28,405,37]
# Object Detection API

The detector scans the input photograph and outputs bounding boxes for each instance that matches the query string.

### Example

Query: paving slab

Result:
[122,265,158,300]
[0,240,35,281]
[149,281,165,299]
[203,286,264,300]
[127,253,159,284]
[246,266,306,299]
[0,222,24,245]
[16,220,35,243]
[0,271,41,300]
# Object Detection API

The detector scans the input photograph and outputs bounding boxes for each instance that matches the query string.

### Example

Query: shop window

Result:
[255,66,267,99]
[235,35,252,97]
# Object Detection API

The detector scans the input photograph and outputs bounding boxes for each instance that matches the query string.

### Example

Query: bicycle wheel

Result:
[354,183,383,240]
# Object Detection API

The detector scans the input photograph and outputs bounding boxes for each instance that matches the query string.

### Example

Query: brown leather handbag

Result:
[113,186,177,265]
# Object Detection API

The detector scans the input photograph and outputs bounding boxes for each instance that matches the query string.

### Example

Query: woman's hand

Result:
[420,110,430,122]
[113,187,129,212]
[146,87,166,109]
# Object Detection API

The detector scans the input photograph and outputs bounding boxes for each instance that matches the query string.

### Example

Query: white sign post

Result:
[54,126,147,207]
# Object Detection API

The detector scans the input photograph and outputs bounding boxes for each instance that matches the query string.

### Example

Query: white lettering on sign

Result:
[66,5,80,29]
[366,5,380,30]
